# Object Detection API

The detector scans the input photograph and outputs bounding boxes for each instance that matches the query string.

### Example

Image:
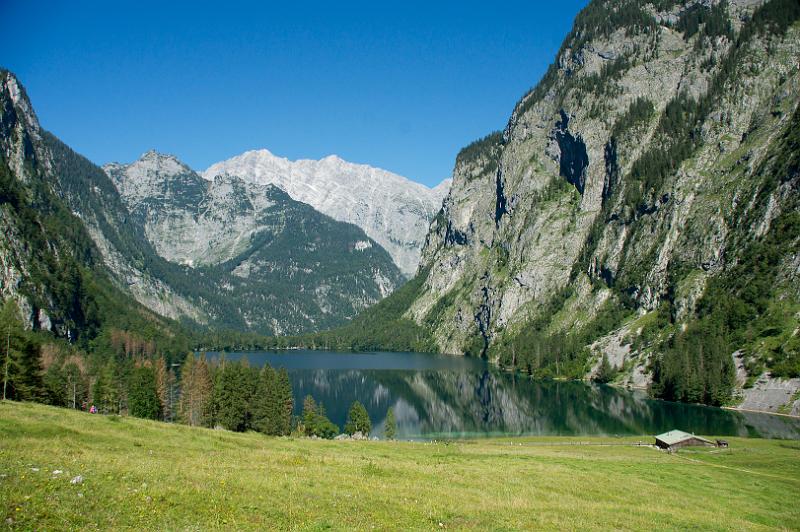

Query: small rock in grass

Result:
[77,492,84,498]
[30,468,39,472]
[52,470,63,475]
[70,475,83,485]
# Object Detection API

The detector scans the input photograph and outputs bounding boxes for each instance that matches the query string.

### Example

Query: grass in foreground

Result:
[1,402,799,530]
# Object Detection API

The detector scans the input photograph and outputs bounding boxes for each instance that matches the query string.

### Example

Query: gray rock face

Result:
[401,0,800,393]
[103,151,407,334]
[105,153,281,267]
[203,149,450,277]
[2,66,406,336]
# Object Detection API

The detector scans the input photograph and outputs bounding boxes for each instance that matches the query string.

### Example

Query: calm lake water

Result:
[207,350,800,440]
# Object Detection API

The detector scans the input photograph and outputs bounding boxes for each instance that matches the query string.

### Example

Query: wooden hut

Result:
[654,430,714,451]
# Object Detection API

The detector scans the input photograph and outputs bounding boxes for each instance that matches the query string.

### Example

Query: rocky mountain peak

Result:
[1,70,40,134]
[203,149,450,276]
[103,151,206,210]
[110,150,195,180]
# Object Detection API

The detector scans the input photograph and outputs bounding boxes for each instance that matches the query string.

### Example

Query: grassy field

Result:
[1,402,799,530]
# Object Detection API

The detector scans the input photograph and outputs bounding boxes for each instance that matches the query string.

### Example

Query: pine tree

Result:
[385,407,397,440]
[593,354,616,384]
[275,368,293,436]
[212,361,257,432]
[252,364,278,435]
[0,300,44,402]
[344,400,371,436]
[302,394,338,439]
[154,356,170,421]
[302,395,318,430]
[178,353,212,427]
[92,358,121,414]
[128,365,161,420]
[177,353,196,424]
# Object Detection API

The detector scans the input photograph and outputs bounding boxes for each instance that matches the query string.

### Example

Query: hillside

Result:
[1,402,799,529]
[0,69,191,354]
[335,0,800,407]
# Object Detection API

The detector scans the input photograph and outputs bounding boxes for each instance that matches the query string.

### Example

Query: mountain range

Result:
[0,69,445,337]
[1,0,799,411]
[204,149,450,277]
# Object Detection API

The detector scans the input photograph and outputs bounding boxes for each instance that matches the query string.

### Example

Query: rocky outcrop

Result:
[203,149,450,276]
[394,0,800,396]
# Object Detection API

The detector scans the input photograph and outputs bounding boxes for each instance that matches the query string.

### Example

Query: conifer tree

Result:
[128,365,161,420]
[301,395,338,438]
[92,358,121,414]
[0,300,43,402]
[344,400,371,436]
[154,356,170,421]
[275,368,293,436]
[302,394,318,430]
[212,361,257,432]
[593,354,616,384]
[178,353,213,426]
[385,407,397,440]
[252,364,278,435]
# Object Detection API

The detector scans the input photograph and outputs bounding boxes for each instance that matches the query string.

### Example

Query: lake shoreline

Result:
[203,349,800,440]
[212,348,799,419]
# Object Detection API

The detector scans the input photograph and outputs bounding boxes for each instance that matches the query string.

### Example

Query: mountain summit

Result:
[203,149,450,276]
[103,150,405,333]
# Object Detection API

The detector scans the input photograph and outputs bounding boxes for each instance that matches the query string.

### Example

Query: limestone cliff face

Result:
[407,0,800,380]
[0,69,195,336]
[1,68,405,336]
[204,149,450,277]
[102,151,406,334]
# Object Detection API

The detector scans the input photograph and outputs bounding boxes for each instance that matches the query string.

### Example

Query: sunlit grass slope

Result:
[1,402,799,530]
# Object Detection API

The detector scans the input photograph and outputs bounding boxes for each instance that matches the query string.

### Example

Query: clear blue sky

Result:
[1,0,586,187]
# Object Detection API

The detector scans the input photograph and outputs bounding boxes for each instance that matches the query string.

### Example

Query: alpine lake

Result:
[207,350,800,440]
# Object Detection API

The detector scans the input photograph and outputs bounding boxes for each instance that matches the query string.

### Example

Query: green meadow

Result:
[1,401,799,530]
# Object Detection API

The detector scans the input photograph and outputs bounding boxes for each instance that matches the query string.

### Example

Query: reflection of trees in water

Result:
[289,369,800,439]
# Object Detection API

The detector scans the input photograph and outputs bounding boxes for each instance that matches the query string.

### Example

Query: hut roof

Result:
[655,430,713,446]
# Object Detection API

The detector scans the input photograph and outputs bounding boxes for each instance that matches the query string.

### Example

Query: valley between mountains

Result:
[1,0,800,413]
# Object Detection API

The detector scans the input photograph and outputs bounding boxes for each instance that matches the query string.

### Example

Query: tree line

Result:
[1,300,292,435]
[2,298,401,439]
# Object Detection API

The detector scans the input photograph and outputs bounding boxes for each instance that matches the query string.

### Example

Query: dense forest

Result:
[1,298,399,439]
[0,299,292,435]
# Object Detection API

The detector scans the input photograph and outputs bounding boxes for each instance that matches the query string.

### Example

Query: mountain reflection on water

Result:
[209,351,800,440]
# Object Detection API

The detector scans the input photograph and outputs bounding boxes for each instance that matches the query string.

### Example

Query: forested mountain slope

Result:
[0,69,189,354]
[0,69,404,336]
[325,0,800,407]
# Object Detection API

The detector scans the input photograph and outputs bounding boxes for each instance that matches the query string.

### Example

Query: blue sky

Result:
[1,0,587,187]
